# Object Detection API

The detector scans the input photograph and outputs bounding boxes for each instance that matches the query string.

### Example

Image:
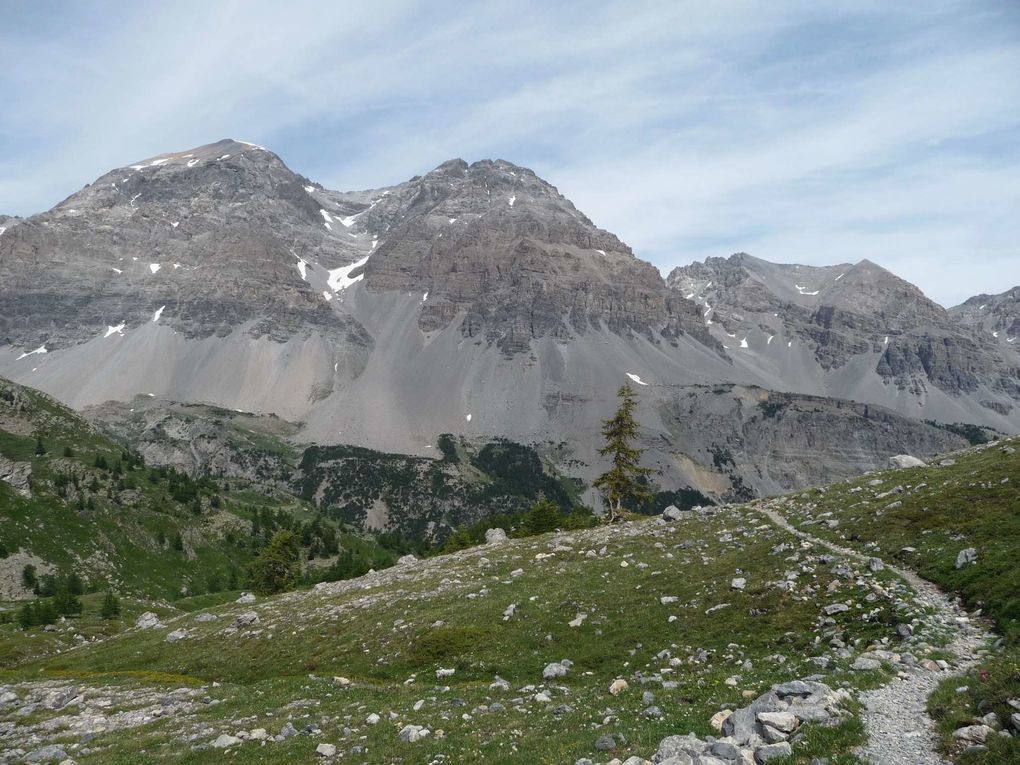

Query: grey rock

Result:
[754,742,792,762]
[23,745,69,763]
[594,734,616,752]
[731,577,747,590]
[484,527,508,545]
[542,662,568,680]
[952,724,994,744]
[235,592,255,604]
[231,611,258,629]
[888,454,926,469]
[315,743,337,757]
[135,611,162,629]
[661,505,683,521]
[956,547,978,568]
[0,455,31,498]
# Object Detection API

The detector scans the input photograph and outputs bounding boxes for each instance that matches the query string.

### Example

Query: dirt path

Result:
[758,506,993,765]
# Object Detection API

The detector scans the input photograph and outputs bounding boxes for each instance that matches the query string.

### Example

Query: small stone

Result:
[609,678,629,695]
[235,592,256,604]
[366,713,381,725]
[316,743,337,757]
[135,611,162,629]
[823,603,850,615]
[731,577,747,591]
[758,711,798,732]
[165,629,188,643]
[594,734,616,751]
[754,741,792,762]
[710,709,733,731]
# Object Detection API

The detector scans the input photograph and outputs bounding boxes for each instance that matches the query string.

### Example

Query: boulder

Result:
[135,611,162,629]
[661,505,683,521]
[543,662,569,680]
[397,554,418,566]
[956,548,978,569]
[235,592,256,604]
[484,527,508,545]
[609,678,629,695]
[316,743,337,757]
[952,724,994,744]
[731,577,747,591]
[211,734,241,748]
[165,629,188,643]
[231,611,258,629]
[23,746,68,763]
[888,454,926,469]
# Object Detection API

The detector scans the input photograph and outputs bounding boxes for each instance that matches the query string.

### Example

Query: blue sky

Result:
[1,0,1018,306]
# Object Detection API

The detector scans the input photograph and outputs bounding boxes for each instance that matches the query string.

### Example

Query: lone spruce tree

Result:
[594,383,652,522]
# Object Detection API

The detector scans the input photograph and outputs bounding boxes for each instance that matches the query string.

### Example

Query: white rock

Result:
[316,743,337,757]
[609,678,629,695]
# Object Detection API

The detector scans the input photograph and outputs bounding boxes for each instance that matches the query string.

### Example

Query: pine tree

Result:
[248,530,301,595]
[594,383,652,522]
[34,436,46,456]
[522,497,561,535]
[100,590,121,619]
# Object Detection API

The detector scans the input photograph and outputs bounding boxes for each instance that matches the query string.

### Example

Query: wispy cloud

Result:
[1,0,1017,305]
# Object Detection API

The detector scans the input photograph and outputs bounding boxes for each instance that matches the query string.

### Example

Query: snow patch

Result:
[625,372,648,386]
[111,267,122,274]
[339,214,359,227]
[186,159,199,168]
[104,323,126,338]
[16,345,47,360]
[739,338,748,349]
[322,291,333,301]
[422,291,429,303]
[794,284,820,296]
[595,249,606,256]
[787,340,792,347]
[508,195,516,207]
[149,263,161,274]
[992,331,999,338]
[767,334,774,345]
[217,154,230,160]
[466,413,473,422]
[296,259,308,280]
[305,186,315,194]
[327,254,370,292]
[320,209,333,223]
[884,336,889,344]
[835,273,845,281]
[152,306,165,323]
[448,217,457,224]
[236,140,265,149]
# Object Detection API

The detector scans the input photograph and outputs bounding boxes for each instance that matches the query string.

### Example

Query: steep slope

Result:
[667,254,1020,429]
[3,437,1014,764]
[0,376,385,601]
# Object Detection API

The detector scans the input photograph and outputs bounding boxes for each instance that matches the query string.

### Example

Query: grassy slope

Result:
[774,436,1020,763]
[5,499,926,764]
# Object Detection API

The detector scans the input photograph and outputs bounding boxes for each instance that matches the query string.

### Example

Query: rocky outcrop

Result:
[0,454,31,498]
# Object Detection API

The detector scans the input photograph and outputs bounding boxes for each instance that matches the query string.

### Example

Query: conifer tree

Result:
[594,383,652,522]
[100,590,121,619]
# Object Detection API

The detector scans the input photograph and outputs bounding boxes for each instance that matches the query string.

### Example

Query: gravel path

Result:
[759,506,993,765]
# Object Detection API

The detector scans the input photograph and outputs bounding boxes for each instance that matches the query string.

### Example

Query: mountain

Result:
[950,286,1020,352]
[0,141,1016,509]
[666,253,1020,425]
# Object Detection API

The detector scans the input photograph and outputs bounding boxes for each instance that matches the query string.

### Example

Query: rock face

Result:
[667,253,1020,428]
[0,454,31,498]
[1,140,1015,509]
[950,286,1020,348]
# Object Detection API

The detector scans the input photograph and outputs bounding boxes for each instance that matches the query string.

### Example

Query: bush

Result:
[101,591,121,619]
